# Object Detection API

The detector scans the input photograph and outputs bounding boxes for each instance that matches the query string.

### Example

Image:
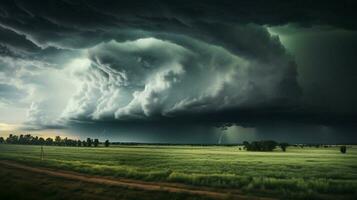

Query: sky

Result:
[0,0,356,144]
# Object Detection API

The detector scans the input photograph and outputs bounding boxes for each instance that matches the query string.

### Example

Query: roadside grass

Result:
[0,144,356,199]
[0,164,212,200]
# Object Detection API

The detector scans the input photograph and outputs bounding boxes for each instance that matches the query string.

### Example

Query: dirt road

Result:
[0,160,273,200]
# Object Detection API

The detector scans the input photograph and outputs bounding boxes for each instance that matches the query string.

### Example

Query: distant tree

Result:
[6,134,19,144]
[63,137,68,146]
[65,138,76,146]
[5,134,12,144]
[279,143,289,152]
[243,140,277,151]
[104,140,110,147]
[14,134,20,144]
[93,139,99,147]
[19,134,25,144]
[250,141,259,151]
[86,138,92,147]
[55,136,61,146]
[1,134,81,147]
[24,134,33,144]
[45,138,53,145]
[0,137,4,144]
[340,146,347,154]
[38,137,45,145]
[262,141,277,151]
[242,141,249,149]
[77,140,82,147]
[82,140,87,147]
[31,136,39,145]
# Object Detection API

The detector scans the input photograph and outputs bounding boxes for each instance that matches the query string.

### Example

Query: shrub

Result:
[340,146,347,154]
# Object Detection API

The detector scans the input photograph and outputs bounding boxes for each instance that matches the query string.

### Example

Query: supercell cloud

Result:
[0,0,356,143]
[62,32,299,122]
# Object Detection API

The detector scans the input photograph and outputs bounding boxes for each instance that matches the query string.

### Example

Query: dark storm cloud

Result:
[272,27,357,114]
[0,0,356,135]
[0,0,356,49]
[0,26,40,54]
[60,34,300,125]
[0,83,26,104]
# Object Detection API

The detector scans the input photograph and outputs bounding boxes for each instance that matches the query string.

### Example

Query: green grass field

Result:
[0,163,212,200]
[0,144,356,199]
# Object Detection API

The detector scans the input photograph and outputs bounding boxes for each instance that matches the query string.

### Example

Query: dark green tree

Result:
[19,134,25,144]
[45,138,53,145]
[242,141,250,149]
[24,134,33,144]
[0,137,4,144]
[63,137,68,146]
[243,140,277,151]
[5,134,12,144]
[261,140,277,151]
[279,143,289,152]
[55,136,62,146]
[31,136,40,145]
[38,137,45,145]
[94,139,99,147]
[86,138,92,147]
[340,146,347,154]
[104,140,110,147]
[6,134,18,144]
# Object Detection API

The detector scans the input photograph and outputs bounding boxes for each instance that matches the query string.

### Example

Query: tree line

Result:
[242,140,347,153]
[0,134,110,147]
[242,140,289,152]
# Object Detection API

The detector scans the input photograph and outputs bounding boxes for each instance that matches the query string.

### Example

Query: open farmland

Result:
[0,144,356,199]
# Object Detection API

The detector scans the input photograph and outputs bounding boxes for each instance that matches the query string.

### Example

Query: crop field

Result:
[0,144,357,199]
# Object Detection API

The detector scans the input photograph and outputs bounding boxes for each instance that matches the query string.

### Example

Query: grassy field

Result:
[0,163,212,200]
[0,144,356,199]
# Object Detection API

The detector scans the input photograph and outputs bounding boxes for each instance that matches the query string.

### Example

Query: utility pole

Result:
[40,145,44,161]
